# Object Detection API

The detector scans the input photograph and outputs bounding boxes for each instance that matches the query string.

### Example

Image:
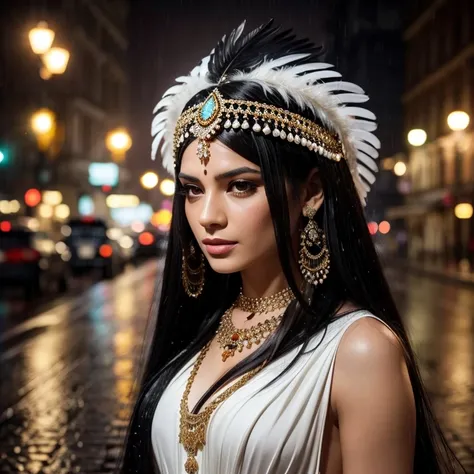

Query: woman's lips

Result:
[203,243,237,256]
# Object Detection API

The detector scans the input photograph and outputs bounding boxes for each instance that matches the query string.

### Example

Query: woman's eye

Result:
[183,185,202,197]
[229,181,257,196]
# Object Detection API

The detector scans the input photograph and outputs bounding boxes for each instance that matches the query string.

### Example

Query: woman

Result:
[120,21,464,474]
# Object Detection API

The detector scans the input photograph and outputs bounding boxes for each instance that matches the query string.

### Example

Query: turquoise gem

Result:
[200,96,216,121]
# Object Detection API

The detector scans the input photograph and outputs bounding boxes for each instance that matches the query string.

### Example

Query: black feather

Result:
[206,20,324,84]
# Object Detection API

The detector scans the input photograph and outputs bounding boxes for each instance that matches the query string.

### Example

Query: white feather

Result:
[352,119,377,132]
[151,29,380,203]
[241,54,310,74]
[302,70,342,83]
[290,62,333,74]
[357,152,379,172]
[353,130,381,149]
[317,81,365,94]
[356,141,379,159]
[333,93,369,104]
[340,107,376,120]
[357,166,377,184]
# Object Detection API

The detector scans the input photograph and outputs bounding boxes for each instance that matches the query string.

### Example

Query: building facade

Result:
[327,0,405,221]
[0,0,130,228]
[395,0,474,266]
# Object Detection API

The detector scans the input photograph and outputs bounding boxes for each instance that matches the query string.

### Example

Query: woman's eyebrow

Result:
[178,172,200,183]
[215,167,261,180]
[179,167,261,183]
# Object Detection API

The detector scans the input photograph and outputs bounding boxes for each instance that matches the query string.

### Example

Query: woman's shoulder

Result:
[336,315,404,370]
[331,313,414,416]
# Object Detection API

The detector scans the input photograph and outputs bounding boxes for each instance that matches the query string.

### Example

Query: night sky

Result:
[128,0,333,181]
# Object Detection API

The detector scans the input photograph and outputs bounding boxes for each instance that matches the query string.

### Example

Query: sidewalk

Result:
[384,257,474,287]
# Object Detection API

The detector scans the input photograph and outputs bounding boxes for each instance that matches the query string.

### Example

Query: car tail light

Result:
[4,248,41,263]
[0,221,12,232]
[99,244,113,258]
[139,232,154,246]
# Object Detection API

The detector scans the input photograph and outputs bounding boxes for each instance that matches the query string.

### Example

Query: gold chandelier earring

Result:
[299,205,330,285]
[182,243,205,298]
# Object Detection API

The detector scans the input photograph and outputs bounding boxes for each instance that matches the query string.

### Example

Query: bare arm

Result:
[332,318,416,474]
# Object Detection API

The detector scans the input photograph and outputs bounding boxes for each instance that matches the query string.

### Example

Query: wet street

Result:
[0,261,473,473]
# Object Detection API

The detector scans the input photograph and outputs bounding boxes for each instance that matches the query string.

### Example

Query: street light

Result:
[160,179,175,196]
[42,47,70,75]
[454,202,473,268]
[31,109,55,135]
[140,171,159,190]
[106,128,132,162]
[393,162,407,177]
[454,203,473,220]
[31,108,56,152]
[407,129,427,147]
[29,22,55,55]
[447,111,470,132]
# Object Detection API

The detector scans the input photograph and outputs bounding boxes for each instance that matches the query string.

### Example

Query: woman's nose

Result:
[198,193,227,229]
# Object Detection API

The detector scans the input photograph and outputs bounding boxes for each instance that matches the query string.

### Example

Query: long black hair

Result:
[119,22,465,474]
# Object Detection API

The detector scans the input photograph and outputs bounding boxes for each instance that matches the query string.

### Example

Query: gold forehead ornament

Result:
[174,88,345,168]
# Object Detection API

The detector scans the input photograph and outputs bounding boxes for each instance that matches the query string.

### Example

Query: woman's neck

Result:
[240,265,300,299]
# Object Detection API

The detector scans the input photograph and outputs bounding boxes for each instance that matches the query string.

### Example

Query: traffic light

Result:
[0,144,12,167]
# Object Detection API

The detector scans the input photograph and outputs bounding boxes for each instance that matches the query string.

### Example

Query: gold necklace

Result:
[216,305,283,361]
[216,288,294,362]
[236,287,295,315]
[179,341,264,474]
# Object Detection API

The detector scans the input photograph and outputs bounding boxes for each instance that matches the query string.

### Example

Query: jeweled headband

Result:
[174,89,344,167]
[151,20,380,205]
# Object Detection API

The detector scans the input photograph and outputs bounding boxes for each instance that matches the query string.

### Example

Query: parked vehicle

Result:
[63,217,125,279]
[32,231,69,294]
[131,229,168,263]
[0,224,68,298]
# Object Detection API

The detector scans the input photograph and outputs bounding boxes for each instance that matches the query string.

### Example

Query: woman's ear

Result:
[301,168,324,212]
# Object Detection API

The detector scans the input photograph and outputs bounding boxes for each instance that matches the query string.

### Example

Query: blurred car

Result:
[63,217,125,279]
[131,229,168,263]
[0,224,67,298]
[32,231,69,294]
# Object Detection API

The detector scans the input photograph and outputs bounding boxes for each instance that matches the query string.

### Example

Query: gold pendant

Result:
[196,139,210,167]
[185,454,199,474]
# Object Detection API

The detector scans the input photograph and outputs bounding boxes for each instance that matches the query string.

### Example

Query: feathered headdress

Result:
[151,20,380,204]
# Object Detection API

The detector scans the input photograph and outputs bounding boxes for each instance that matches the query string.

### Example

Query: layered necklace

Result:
[179,287,295,474]
[217,287,295,361]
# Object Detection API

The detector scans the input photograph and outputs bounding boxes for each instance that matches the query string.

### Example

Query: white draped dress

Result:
[152,310,383,474]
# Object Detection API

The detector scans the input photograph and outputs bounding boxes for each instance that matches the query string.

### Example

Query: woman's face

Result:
[179,140,302,275]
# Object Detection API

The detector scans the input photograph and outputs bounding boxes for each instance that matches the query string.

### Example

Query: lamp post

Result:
[393,161,407,177]
[447,111,471,266]
[447,111,470,186]
[31,108,57,188]
[407,128,427,147]
[140,171,159,190]
[28,22,55,55]
[29,22,70,78]
[106,128,132,162]
[42,47,70,75]
[140,171,159,205]
[160,179,175,197]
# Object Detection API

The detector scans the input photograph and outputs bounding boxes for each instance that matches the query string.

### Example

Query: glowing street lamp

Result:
[140,171,159,190]
[29,22,55,55]
[106,128,132,162]
[31,108,56,152]
[407,129,427,147]
[42,47,70,75]
[393,162,407,177]
[160,179,175,196]
[447,111,470,132]
[31,109,55,135]
[454,203,473,220]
